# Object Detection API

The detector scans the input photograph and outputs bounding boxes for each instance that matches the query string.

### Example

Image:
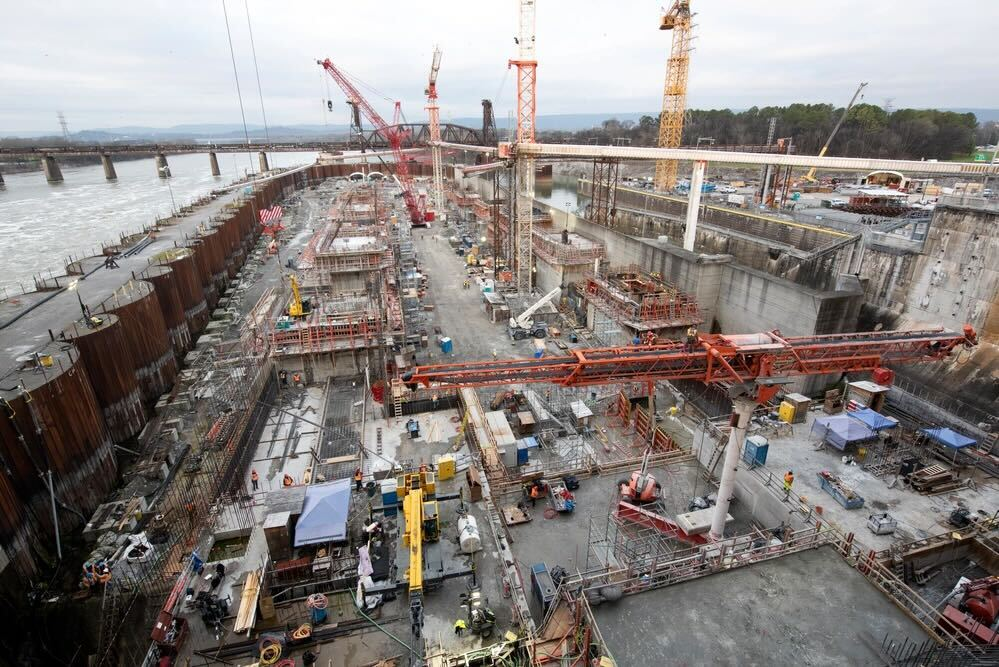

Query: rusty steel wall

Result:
[140,264,192,358]
[198,227,227,293]
[59,313,146,442]
[94,280,177,403]
[153,248,209,336]
[0,342,117,577]
[184,238,219,310]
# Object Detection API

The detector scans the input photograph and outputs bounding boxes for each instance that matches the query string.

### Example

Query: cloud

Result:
[2,0,997,133]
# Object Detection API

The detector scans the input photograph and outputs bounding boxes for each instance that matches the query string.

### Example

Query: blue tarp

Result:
[848,407,898,432]
[811,415,876,451]
[921,427,977,450]
[294,478,351,546]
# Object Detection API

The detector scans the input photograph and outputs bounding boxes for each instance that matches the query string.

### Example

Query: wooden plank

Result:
[322,453,359,465]
[233,569,261,633]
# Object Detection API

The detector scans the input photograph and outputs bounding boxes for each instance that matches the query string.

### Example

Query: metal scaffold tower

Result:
[654,0,693,191]
[510,0,537,293]
[591,159,619,226]
[425,46,444,215]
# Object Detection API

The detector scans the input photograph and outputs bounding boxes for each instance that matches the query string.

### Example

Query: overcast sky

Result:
[3,0,998,133]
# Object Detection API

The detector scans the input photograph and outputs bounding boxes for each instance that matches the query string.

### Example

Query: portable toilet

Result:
[440,337,453,354]
[743,435,769,467]
[380,478,399,517]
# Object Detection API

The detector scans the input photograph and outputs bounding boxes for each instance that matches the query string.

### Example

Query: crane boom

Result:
[317,58,425,224]
[426,47,444,216]
[804,82,868,183]
[405,326,976,402]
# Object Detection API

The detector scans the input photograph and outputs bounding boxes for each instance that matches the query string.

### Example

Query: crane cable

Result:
[243,0,270,144]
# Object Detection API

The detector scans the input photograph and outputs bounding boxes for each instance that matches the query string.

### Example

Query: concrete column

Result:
[257,151,269,173]
[155,153,170,178]
[209,152,221,177]
[709,397,755,541]
[683,160,706,252]
[42,155,64,183]
[100,153,117,181]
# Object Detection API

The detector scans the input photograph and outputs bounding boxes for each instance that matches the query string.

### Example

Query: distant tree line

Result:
[538,104,990,160]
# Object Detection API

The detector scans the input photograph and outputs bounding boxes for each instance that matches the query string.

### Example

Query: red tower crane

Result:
[317,58,426,226]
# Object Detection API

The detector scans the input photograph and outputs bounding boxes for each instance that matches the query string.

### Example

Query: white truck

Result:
[508,286,561,340]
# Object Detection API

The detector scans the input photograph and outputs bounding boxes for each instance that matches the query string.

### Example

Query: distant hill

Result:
[4,108,996,141]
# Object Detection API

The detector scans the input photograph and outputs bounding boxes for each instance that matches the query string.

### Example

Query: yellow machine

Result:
[287,275,311,318]
[398,470,440,637]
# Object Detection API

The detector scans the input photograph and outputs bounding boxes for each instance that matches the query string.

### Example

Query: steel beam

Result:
[504,143,999,176]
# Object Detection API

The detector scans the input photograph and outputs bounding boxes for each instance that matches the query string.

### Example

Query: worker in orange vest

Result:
[292,372,301,386]
[283,473,294,487]
[353,467,363,492]
[783,470,794,495]
[251,469,259,491]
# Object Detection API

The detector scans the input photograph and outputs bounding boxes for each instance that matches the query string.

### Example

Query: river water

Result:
[0,151,317,295]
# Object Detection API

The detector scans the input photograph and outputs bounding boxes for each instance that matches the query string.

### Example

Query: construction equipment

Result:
[287,275,311,318]
[866,512,897,535]
[318,58,426,226]
[460,586,496,638]
[405,326,977,400]
[618,447,661,504]
[398,470,440,638]
[654,0,693,191]
[803,82,868,183]
[508,286,561,340]
[510,0,538,293]
[425,46,444,217]
[941,576,999,644]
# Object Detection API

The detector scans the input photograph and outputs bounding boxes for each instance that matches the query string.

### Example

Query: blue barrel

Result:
[533,349,544,358]
[311,606,327,624]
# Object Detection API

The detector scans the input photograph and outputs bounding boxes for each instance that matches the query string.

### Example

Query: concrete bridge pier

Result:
[155,153,170,178]
[0,167,4,186]
[42,154,64,183]
[100,153,117,181]
[258,151,269,173]
[209,152,221,177]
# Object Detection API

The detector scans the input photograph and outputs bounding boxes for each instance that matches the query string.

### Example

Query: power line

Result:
[221,0,254,173]
[243,0,270,144]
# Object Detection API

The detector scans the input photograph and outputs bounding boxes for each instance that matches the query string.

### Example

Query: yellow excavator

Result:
[287,275,311,318]
[399,470,440,637]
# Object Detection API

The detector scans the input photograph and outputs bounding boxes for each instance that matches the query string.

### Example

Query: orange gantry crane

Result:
[317,58,427,226]
[654,0,693,191]
[406,325,976,541]
[404,326,976,401]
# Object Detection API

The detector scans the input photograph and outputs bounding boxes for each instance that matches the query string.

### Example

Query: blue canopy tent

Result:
[811,415,876,451]
[921,427,976,450]
[294,478,351,547]
[848,407,898,432]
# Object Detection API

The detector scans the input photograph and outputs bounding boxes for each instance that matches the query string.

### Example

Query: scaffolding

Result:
[581,266,701,332]
[532,228,605,266]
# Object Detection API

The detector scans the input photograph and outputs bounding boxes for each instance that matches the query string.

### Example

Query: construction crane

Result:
[508,286,561,340]
[803,82,868,183]
[509,0,538,294]
[654,0,693,191]
[404,327,975,395]
[398,470,441,638]
[318,58,426,226]
[287,275,310,318]
[425,47,444,217]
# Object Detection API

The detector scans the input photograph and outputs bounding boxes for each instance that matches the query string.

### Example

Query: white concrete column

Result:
[709,396,755,541]
[683,160,706,252]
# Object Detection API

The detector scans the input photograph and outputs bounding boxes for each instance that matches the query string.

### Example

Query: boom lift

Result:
[508,286,561,340]
[318,58,427,226]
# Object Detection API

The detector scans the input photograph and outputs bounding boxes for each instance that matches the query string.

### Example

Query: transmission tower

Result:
[57,111,70,141]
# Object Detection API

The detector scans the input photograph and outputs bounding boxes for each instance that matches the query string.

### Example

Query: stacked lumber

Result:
[909,464,961,494]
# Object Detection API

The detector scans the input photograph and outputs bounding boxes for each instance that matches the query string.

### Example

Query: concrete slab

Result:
[592,545,931,667]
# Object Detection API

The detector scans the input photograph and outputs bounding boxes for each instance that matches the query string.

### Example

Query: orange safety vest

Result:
[354,469,362,481]
[251,470,259,481]
[784,473,794,485]
[293,373,301,382]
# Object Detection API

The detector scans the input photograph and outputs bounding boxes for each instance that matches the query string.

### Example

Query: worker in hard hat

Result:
[783,470,795,495]
[354,467,363,492]
[283,473,294,487]
[685,326,698,352]
[251,469,259,491]
[454,618,467,636]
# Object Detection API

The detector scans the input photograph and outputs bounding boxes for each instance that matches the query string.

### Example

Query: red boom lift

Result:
[318,58,427,226]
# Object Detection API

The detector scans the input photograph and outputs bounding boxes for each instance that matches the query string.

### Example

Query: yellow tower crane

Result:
[654,1,693,191]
